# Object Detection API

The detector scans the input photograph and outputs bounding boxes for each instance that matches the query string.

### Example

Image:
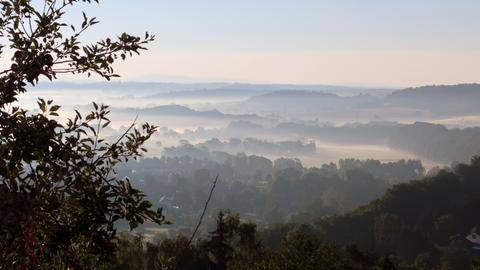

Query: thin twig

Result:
[172,176,219,269]
[93,115,138,165]
[187,175,219,246]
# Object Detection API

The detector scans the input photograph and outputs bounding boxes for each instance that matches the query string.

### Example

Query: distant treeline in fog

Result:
[164,138,317,157]
[176,120,480,164]
[283,122,480,164]
[116,148,426,233]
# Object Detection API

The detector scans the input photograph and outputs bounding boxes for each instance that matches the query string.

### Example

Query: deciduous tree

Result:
[0,0,165,268]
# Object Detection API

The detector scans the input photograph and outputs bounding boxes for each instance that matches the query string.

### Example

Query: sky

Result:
[54,1,480,86]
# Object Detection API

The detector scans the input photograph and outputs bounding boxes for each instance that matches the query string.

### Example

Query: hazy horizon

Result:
[31,79,480,90]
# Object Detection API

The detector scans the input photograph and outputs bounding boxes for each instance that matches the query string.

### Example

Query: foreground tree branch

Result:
[0,0,165,268]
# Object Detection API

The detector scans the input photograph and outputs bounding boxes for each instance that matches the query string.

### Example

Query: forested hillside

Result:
[109,157,480,270]
[314,157,480,267]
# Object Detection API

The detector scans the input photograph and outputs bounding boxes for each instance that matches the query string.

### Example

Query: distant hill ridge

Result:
[111,104,261,120]
[386,83,480,115]
[389,83,480,98]
[251,90,338,98]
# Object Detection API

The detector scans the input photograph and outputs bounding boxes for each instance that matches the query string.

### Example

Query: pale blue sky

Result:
[61,0,480,86]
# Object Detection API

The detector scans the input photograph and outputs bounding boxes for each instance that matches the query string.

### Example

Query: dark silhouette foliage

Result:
[0,0,165,268]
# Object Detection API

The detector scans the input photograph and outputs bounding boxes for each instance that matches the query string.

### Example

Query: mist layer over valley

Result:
[13,81,480,237]
[13,82,480,234]
[21,82,480,166]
